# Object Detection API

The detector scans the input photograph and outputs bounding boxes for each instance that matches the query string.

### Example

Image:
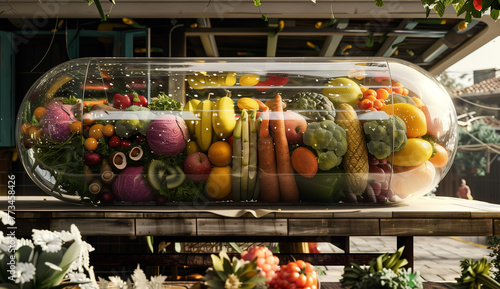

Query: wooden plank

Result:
[392,211,471,219]
[381,218,493,236]
[52,212,104,218]
[197,218,287,236]
[288,219,379,236]
[494,219,500,236]
[50,218,135,236]
[104,212,144,218]
[16,212,52,218]
[136,218,197,236]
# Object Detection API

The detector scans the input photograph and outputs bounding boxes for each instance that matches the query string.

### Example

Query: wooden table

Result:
[3,196,500,268]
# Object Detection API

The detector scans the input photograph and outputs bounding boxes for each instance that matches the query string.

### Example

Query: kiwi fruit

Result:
[147,160,186,190]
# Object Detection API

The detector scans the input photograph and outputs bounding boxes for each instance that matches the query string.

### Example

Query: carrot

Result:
[255,99,268,111]
[271,94,299,202]
[83,100,107,107]
[291,147,318,178]
[258,107,280,203]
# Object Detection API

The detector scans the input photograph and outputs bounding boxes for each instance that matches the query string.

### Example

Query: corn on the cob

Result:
[336,103,369,195]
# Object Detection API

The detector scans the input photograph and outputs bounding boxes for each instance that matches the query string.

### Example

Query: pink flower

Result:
[473,0,482,10]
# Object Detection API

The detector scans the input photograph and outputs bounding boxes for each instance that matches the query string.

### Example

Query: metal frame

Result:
[0,31,14,147]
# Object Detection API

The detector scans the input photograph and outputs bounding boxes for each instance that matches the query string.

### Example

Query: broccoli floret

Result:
[363,115,407,159]
[303,120,348,171]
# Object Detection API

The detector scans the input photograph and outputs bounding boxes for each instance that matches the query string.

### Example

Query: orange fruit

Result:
[33,107,47,121]
[363,89,377,98]
[205,165,232,199]
[376,88,389,100]
[429,143,449,168]
[208,141,232,166]
[70,121,82,134]
[84,137,98,151]
[89,124,104,139]
[102,124,115,137]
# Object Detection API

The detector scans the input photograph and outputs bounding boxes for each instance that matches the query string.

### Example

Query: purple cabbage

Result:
[112,166,154,202]
[147,114,188,157]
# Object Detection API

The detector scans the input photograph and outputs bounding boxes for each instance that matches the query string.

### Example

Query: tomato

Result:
[390,138,433,167]
[89,124,104,139]
[358,99,373,110]
[109,135,121,148]
[102,124,115,137]
[363,89,377,98]
[69,121,82,134]
[270,260,318,289]
[84,137,98,151]
[376,88,389,100]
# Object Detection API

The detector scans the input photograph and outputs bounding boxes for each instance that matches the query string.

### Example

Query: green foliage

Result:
[454,121,500,176]
[488,236,500,283]
[149,93,183,111]
[455,257,500,289]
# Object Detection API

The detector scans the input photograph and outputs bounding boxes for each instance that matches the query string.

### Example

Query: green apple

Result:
[322,77,363,108]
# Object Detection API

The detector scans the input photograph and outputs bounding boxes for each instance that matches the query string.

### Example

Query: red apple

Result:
[283,111,307,145]
[184,152,212,182]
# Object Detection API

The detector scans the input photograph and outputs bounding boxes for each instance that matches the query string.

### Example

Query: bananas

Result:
[195,99,213,152]
[183,99,201,140]
[212,95,236,140]
[193,94,236,152]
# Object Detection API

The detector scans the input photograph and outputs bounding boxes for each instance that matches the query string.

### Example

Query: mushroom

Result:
[88,179,103,195]
[84,165,95,184]
[109,151,127,170]
[100,160,116,185]
[128,146,144,161]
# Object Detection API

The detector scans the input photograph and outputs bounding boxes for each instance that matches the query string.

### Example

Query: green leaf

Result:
[375,0,384,6]
[491,8,500,19]
[253,0,262,6]
[15,246,34,263]
[211,254,224,272]
[222,256,233,273]
[35,249,65,283]
[239,270,258,282]
[228,242,243,254]
[87,0,95,5]
[39,242,81,288]
[205,280,225,289]
[146,236,154,254]
[433,1,446,17]
[0,11,5,15]
[453,0,468,12]
[261,14,268,21]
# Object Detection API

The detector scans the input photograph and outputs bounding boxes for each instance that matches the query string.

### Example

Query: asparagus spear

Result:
[240,109,249,201]
[248,110,258,200]
[231,117,242,202]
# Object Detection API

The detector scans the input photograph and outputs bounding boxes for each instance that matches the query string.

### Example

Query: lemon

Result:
[205,166,232,199]
[322,77,363,108]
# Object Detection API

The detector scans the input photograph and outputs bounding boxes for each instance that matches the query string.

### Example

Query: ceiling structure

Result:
[1,0,500,74]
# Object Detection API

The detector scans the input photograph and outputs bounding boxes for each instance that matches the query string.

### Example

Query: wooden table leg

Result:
[397,236,414,269]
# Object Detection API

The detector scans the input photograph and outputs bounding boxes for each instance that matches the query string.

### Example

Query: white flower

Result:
[68,271,97,289]
[131,264,149,288]
[16,238,34,250]
[0,210,13,226]
[15,262,36,284]
[109,276,128,289]
[150,275,167,289]
[57,229,75,242]
[68,224,95,272]
[32,229,62,253]
[45,261,62,271]
[0,231,12,253]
